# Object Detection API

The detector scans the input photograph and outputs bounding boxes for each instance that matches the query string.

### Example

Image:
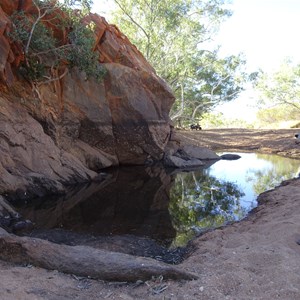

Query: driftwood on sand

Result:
[0,227,197,282]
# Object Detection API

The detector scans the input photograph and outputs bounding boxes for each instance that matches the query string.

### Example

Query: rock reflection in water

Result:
[15,166,176,245]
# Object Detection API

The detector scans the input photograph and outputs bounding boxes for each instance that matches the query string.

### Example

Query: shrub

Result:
[9,0,105,82]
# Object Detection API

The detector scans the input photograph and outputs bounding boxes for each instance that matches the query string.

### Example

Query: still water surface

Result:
[15,152,299,252]
[169,152,299,247]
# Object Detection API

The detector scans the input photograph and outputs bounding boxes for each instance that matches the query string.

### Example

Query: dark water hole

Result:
[8,152,300,264]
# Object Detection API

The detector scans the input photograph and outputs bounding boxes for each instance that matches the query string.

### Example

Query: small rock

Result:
[221,154,241,160]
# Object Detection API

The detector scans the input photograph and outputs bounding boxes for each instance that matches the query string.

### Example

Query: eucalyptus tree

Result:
[110,0,248,124]
[255,60,300,113]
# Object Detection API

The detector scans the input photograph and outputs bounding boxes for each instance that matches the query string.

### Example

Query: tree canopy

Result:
[110,0,249,124]
[254,59,300,125]
[255,60,300,113]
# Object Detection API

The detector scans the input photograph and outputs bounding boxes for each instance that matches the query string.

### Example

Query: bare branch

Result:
[114,0,149,40]
[37,68,69,86]
[25,1,53,56]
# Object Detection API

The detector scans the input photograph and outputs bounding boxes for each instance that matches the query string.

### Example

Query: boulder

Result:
[182,144,220,160]
[163,140,220,168]
[104,63,173,164]
[164,155,204,168]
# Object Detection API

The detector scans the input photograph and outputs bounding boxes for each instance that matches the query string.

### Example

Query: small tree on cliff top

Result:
[9,0,105,83]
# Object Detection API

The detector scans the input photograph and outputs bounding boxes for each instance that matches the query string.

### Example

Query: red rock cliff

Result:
[0,0,175,198]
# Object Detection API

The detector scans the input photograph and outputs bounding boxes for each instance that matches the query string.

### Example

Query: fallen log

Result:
[0,229,197,282]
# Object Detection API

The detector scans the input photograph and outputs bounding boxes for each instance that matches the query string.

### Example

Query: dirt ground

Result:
[175,128,300,158]
[1,128,300,300]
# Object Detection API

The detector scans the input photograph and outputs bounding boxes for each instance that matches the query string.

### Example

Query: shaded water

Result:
[10,153,299,262]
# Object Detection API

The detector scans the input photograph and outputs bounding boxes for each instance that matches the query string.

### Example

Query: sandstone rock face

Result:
[0,1,175,197]
[0,96,97,198]
[104,64,172,164]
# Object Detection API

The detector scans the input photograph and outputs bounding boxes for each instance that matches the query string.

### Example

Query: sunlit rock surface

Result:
[0,0,175,197]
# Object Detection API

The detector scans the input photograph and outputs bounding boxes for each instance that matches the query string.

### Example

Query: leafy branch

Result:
[9,0,105,83]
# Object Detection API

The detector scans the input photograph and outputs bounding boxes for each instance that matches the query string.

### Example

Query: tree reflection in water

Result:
[169,170,246,247]
[169,152,299,248]
[245,153,300,195]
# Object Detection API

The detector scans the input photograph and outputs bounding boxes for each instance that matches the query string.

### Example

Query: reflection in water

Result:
[246,153,300,195]
[14,166,176,246]
[169,169,245,247]
[169,152,299,247]
[12,153,299,255]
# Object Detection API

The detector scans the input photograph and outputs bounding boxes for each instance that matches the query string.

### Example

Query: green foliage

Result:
[9,0,105,82]
[169,171,245,247]
[111,0,249,121]
[66,22,106,80]
[10,11,56,52]
[63,0,93,12]
[24,57,47,81]
[178,112,253,129]
[255,59,300,116]
[200,112,226,128]
[172,53,248,121]
[9,11,32,44]
[256,105,300,124]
